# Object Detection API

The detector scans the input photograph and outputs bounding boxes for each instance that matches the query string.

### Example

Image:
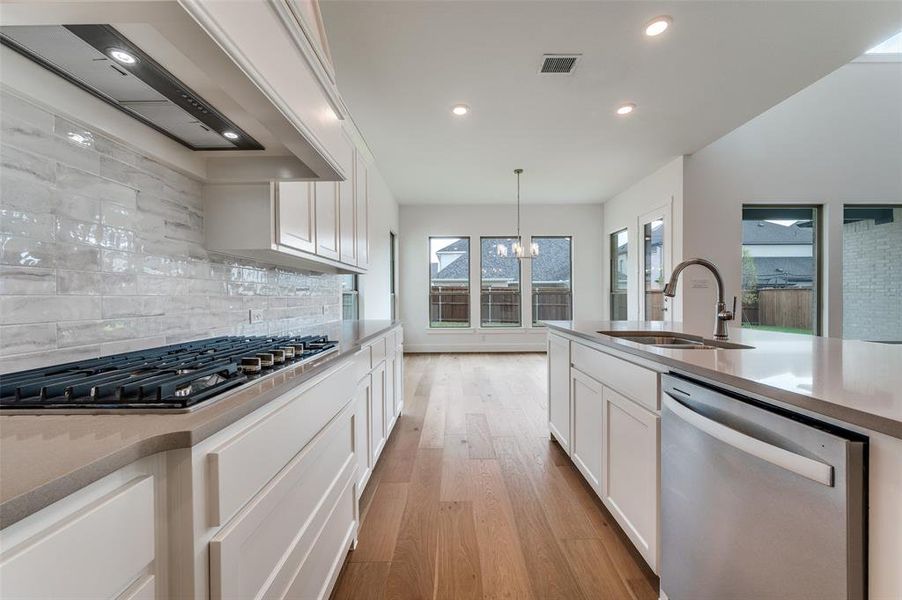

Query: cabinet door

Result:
[385,353,397,433]
[276,181,316,253]
[355,152,369,269]
[371,361,386,461]
[603,386,660,572]
[570,368,604,495]
[393,345,404,417]
[315,182,340,260]
[353,376,371,497]
[547,334,571,452]
[338,134,357,265]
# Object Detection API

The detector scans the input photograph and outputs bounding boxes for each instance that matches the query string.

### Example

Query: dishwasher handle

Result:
[664,394,834,487]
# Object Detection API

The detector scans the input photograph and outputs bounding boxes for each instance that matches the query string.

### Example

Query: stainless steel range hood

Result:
[0,24,263,151]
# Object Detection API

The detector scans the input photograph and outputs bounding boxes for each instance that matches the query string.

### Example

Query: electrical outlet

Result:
[249,309,264,324]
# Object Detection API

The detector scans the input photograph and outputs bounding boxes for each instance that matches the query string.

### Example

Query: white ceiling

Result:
[320,1,902,205]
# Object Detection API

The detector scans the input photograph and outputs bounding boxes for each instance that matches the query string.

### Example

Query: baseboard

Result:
[404,343,547,353]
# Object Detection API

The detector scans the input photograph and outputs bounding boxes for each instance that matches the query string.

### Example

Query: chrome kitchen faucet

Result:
[663,258,736,340]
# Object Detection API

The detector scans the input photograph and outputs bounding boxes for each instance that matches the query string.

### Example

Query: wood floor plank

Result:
[384,448,443,600]
[350,482,409,562]
[469,458,535,600]
[419,386,447,448]
[435,501,482,600]
[332,353,658,600]
[439,433,473,501]
[562,538,636,600]
[331,562,391,600]
[558,464,659,600]
[465,413,495,459]
[493,437,586,599]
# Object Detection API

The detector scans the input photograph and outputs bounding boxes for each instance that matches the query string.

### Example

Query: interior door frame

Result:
[637,202,673,322]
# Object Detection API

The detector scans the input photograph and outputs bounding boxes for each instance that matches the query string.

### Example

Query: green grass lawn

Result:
[742,323,811,335]
[429,321,470,328]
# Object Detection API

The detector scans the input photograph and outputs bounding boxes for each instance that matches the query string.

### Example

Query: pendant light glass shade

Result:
[498,169,539,259]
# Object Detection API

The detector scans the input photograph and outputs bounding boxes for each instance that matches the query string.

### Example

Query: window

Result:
[531,236,572,325]
[610,229,628,320]
[340,274,359,320]
[480,237,521,327]
[643,219,665,320]
[741,206,820,335]
[390,231,397,320]
[429,237,470,327]
[843,205,901,342]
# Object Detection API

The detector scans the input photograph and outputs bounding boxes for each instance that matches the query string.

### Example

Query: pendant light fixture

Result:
[497,168,539,259]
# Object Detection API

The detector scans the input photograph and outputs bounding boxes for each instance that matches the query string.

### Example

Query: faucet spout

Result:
[663,258,735,340]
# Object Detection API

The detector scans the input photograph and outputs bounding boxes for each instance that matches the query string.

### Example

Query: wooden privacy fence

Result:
[429,286,572,325]
[751,287,812,330]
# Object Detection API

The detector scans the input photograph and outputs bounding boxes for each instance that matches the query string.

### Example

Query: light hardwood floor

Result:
[331,353,659,600]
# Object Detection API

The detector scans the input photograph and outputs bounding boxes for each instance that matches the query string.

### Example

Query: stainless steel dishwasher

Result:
[661,374,866,600]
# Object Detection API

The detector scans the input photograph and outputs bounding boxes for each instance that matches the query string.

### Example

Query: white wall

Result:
[682,60,902,336]
[360,165,400,320]
[602,157,684,321]
[399,203,604,352]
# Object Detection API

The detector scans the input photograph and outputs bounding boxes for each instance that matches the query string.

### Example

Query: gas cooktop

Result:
[0,334,339,413]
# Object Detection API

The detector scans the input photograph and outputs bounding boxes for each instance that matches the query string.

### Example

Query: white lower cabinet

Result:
[354,374,373,497]
[0,476,155,600]
[570,367,604,494]
[603,386,660,572]
[548,334,571,452]
[371,361,387,462]
[548,333,661,574]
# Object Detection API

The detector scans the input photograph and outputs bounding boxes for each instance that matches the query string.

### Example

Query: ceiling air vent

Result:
[539,54,581,74]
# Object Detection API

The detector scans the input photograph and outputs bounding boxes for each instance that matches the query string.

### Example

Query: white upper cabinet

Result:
[315,182,340,260]
[355,152,369,269]
[277,181,317,254]
[338,132,358,265]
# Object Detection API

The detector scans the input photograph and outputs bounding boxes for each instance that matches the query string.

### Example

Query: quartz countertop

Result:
[0,320,399,529]
[545,321,902,439]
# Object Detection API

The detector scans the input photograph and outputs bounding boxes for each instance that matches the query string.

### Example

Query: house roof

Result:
[742,220,813,245]
[432,237,571,284]
[745,256,814,286]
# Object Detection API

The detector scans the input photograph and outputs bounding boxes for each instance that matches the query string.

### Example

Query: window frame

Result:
[340,274,359,321]
[428,235,472,329]
[529,235,573,327]
[609,228,628,320]
[479,236,523,328]
[740,204,823,336]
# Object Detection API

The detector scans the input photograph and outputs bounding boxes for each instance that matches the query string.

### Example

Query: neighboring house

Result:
[742,220,815,289]
[431,237,571,288]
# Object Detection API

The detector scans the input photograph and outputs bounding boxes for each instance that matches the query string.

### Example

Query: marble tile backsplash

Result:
[0,90,342,374]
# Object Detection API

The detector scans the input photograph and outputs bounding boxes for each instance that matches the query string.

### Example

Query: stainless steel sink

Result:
[597,331,754,350]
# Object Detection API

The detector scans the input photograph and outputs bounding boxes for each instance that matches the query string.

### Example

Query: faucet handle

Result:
[718,296,737,322]
[731,295,737,318]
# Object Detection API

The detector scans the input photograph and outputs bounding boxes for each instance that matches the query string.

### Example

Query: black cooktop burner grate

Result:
[0,334,338,411]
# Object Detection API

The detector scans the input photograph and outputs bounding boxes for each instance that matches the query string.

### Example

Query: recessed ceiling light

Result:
[108,48,137,64]
[222,131,239,140]
[645,16,672,37]
[616,103,636,116]
[451,104,470,116]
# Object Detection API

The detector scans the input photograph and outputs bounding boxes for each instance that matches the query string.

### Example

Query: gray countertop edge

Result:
[545,322,902,440]
[0,320,400,529]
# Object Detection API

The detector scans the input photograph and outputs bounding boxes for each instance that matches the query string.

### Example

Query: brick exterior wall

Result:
[842,208,902,342]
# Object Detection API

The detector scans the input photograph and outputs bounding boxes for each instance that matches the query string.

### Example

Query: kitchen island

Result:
[544,320,902,599]
[0,320,404,600]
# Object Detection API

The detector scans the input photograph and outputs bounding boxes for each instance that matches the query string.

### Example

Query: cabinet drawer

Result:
[571,343,659,411]
[351,347,371,381]
[208,363,354,526]
[368,336,387,366]
[0,476,154,599]
[210,407,356,600]
[117,574,155,600]
[282,472,357,599]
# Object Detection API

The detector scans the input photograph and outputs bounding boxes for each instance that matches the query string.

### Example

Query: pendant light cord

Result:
[515,168,523,241]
